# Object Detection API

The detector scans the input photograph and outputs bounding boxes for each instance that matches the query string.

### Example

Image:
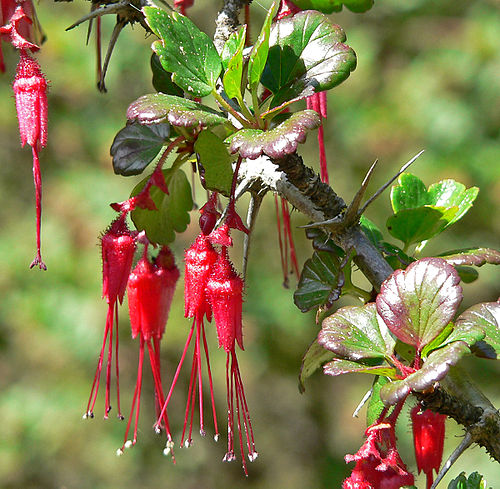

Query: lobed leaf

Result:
[323,359,397,378]
[390,173,429,213]
[194,130,233,196]
[260,10,356,109]
[376,258,462,351]
[150,54,184,97]
[222,25,247,101]
[294,249,344,312]
[111,122,171,176]
[447,472,491,489]
[438,248,500,267]
[457,301,500,360]
[127,93,227,128]
[144,7,221,97]
[227,110,320,159]
[318,303,395,361]
[131,168,193,245]
[380,341,470,406]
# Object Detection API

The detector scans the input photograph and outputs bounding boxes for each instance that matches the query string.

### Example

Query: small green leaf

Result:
[222,26,247,101]
[248,0,278,90]
[376,258,463,351]
[194,130,233,196]
[390,173,429,213]
[299,339,336,393]
[380,341,470,406]
[294,250,344,312]
[150,54,184,96]
[427,180,479,228]
[359,215,384,247]
[144,7,221,97]
[131,168,193,245]
[127,93,227,128]
[454,265,479,284]
[221,29,244,70]
[438,248,500,267]
[319,303,395,360]
[386,206,458,247]
[324,359,397,378]
[111,122,171,176]
[448,472,491,489]
[227,110,320,159]
[457,302,500,360]
[367,376,390,425]
[292,0,374,13]
[261,10,356,109]
[305,227,345,255]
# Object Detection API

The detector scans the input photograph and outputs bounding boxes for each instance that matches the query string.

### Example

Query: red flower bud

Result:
[411,406,446,489]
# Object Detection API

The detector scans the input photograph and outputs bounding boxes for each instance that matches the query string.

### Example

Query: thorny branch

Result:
[216,0,500,467]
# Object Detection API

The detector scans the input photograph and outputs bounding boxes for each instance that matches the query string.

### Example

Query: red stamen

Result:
[274,194,288,287]
[281,199,300,278]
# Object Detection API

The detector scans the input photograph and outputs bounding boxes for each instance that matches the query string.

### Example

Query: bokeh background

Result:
[0,1,499,488]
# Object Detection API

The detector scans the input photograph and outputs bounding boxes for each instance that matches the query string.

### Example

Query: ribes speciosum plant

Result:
[84,215,136,420]
[119,244,179,457]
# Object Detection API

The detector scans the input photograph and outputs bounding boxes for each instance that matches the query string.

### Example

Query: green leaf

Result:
[111,122,171,176]
[386,206,458,247]
[299,339,336,393]
[319,303,395,360]
[248,0,278,90]
[144,7,221,97]
[227,110,320,159]
[221,28,244,70]
[448,472,491,489]
[454,265,479,284]
[261,10,356,109]
[427,180,479,228]
[380,341,470,406]
[293,250,344,312]
[390,173,429,213]
[376,258,463,351]
[292,0,374,13]
[222,26,247,101]
[359,215,384,247]
[194,130,233,196]
[323,359,397,378]
[437,248,500,267]
[127,93,227,128]
[305,227,345,255]
[131,168,193,245]
[367,376,390,425]
[150,54,184,97]
[457,302,500,360]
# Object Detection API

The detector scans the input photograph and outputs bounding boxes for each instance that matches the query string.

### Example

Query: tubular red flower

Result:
[411,405,446,489]
[119,245,179,457]
[157,232,219,447]
[13,50,47,269]
[344,420,414,489]
[85,217,136,420]
[174,0,194,16]
[206,247,257,475]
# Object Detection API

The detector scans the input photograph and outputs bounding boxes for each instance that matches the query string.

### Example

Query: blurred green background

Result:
[0,1,499,488]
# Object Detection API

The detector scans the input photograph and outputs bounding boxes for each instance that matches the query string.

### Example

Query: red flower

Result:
[174,0,194,16]
[411,405,446,489]
[344,421,414,489]
[119,245,179,457]
[206,246,257,475]
[85,216,136,420]
[157,232,220,447]
[277,0,301,20]
[13,50,48,269]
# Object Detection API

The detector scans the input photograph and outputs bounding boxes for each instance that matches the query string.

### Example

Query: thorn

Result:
[352,388,373,418]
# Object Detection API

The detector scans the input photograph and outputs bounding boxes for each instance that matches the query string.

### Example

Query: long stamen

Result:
[29,146,46,270]
[114,301,123,419]
[196,322,205,436]
[201,317,219,440]
[181,346,198,446]
[104,309,114,417]
[274,194,288,286]
[281,199,300,278]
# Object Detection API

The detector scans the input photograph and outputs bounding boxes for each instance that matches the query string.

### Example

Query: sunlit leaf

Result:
[448,472,492,489]
[227,110,320,159]
[323,359,397,378]
[194,130,233,196]
[390,173,428,213]
[131,169,193,244]
[144,7,221,97]
[294,250,344,312]
[380,341,470,406]
[457,302,500,360]
[438,248,500,267]
[376,258,462,351]
[127,93,227,128]
[111,122,171,176]
[261,10,356,109]
[222,25,247,101]
[319,303,395,360]
[248,1,278,90]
